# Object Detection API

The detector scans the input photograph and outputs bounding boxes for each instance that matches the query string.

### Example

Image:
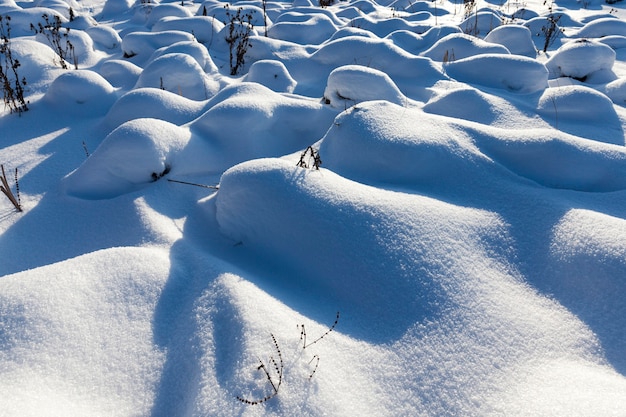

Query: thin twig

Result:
[300,311,340,349]
[167,178,219,189]
[236,333,283,405]
[0,164,22,211]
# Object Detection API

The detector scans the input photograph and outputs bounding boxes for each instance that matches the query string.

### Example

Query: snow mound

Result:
[146,41,219,74]
[575,17,626,38]
[42,70,117,116]
[475,127,626,191]
[423,86,504,124]
[269,13,338,44]
[484,24,536,57]
[121,31,196,63]
[537,85,619,137]
[103,88,208,133]
[99,59,142,89]
[2,38,62,93]
[63,118,191,199]
[348,16,428,37]
[134,53,220,100]
[458,10,502,36]
[243,59,297,93]
[444,53,548,93]
[604,77,626,104]
[545,39,616,80]
[319,100,489,185]
[151,16,224,44]
[311,36,446,98]
[190,83,335,171]
[1,8,67,37]
[323,65,407,108]
[421,33,510,61]
[145,3,193,28]
[86,25,122,50]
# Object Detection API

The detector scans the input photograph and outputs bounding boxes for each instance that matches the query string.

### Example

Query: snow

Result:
[545,38,616,79]
[2,0,626,415]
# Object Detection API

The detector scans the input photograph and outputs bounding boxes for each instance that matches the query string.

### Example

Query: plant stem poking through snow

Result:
[236,333,283,405]
[237,312,339,405]
[307,355,320,379]
[0,164,22,212]
[0,15,29,115]
[296,146,322,170]
[299,311,340,349]
[223,5,254,76]
[31,14,78,70]
[540,2,564,53]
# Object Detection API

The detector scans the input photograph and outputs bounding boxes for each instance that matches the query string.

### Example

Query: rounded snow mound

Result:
[145,3,193,28]
[545,39,616,80]
[323,65,407,108]
[152,16,224,44]
[319,100,489,185]
[444,54,548,93]
[537,86,620,143]
[421,33,510,61]
[484,25,536,57]
[63,118,191,199]
[99,59,142,89]
[243,60,297,93]
[605,77,626,105]
[575,17,626,38]
[100,0,132,18]
[190,83,335,171]
[146,41,219,73]
[43,70,117,116]
[459,10,502,35]
[134,53,220,100]
[423,87,501,124]
[86,25,122,50]
[121,31,196,63]
[268,13,338,45]
[1,38,60,93]
[103,88,208,133]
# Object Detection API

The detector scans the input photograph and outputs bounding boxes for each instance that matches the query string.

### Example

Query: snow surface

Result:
[2,0,626,415]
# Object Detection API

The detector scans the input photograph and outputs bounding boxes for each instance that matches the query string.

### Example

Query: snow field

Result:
[1,0,626,415]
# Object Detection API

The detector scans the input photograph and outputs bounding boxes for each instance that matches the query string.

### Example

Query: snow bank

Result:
[63,118,191,199]
[444,53,548,93]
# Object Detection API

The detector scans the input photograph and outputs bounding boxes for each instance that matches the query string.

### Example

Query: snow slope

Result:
[1,0,626,415]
